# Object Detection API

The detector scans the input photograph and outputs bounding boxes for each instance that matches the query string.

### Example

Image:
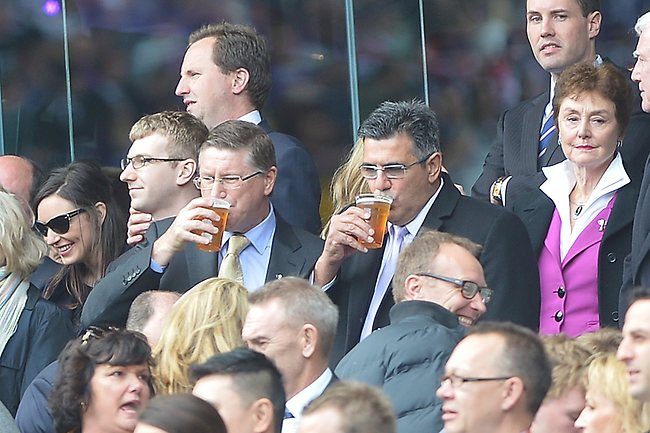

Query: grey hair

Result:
[358,100,441,159]
[635,12,650,36]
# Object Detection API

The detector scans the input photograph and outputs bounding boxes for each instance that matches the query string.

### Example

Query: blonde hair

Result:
[586,353,650,433]
[152,278,249,395]
[575,328,623,357]
[541,334,590,400]
[0,188,47,279]
[322,139,368,238]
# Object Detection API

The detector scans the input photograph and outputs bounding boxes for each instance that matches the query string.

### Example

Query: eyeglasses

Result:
[415,272,493,304]
[440,373,512,388]
[359,153,433,179]
[34,208,87,236]
[193,171,263,190]
[120,155,186,170]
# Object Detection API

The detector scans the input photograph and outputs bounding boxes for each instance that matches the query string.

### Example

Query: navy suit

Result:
[80,214,324,329]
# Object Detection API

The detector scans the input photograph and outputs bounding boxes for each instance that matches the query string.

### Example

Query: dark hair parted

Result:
[138,394,227,433]
[33,160,127,309]
[191,347,285,433]
[129,111,209,161]
[201,120,276,172]
[467,322,552,417]
[49,328,153,433]
[358,100,441,159]
[553,62,633,135]
[188,22,271,109]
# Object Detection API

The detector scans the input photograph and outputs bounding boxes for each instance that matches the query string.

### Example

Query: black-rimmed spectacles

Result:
[415,272,493,304]
[440,373,512,388]
[34,208,87,236]
[359,153,433,179]
[120,155,186,170]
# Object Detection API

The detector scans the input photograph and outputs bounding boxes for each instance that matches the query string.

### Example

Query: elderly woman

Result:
[49,327,153,433]
[0,188,74,416]
[508,62,636,336]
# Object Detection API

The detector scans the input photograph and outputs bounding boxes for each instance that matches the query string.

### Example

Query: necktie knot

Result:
[227,234,250,255]
[218,234,250,284]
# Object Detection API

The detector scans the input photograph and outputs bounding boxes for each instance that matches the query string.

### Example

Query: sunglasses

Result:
[34,208,87,237]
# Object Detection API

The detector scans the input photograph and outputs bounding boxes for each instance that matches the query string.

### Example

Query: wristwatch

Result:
[490,176,506,206]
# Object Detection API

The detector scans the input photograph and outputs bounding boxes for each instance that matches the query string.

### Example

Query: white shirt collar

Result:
[389,177,444,238]
[285,368,333,419]
[238,110,262,125]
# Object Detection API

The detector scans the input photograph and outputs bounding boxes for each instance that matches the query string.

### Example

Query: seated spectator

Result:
[126,290,180,347]
[49,327,153,433]
[575,353,650,433]
[192,347,285,433]
[531,335,591,433]
[335,231,489,433]
[299,381,396,433]
[33,160,126,328]
[0,188,74,416]
[242,277,338,433]
[134,394,226,433]
[153,277,248,395]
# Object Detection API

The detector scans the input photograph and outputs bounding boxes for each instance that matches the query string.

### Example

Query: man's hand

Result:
[126,208,152,246]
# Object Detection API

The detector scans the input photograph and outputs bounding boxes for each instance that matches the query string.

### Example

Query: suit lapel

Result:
[603,182,636,242]
[266,217,305,280]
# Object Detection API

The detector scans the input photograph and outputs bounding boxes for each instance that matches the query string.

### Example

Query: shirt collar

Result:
[222,204,275,254]
[238,110,262,125]
[285,368,333,418]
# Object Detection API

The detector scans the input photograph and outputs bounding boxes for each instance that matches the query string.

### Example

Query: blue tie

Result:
[539,112,556,157]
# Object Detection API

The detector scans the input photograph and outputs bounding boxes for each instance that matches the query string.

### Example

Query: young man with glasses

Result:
[81,120,323,329]
[315,100,539,365]
[335,231,489,433]
[437,322,552,433]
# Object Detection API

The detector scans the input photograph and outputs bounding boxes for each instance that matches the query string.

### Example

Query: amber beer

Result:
[194,199,230,252]
[355,194,393,249]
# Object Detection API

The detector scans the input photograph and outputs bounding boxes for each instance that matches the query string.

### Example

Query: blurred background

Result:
[1,0,649,215]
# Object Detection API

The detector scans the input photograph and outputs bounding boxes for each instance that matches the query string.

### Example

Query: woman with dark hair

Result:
[508,62,637,336]
[49,327,153,433]
[134,394,226,433]
[33,160,126,326]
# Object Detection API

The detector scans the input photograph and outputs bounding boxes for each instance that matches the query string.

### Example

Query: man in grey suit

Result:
[80,120,323,329]
[472,0,650,205]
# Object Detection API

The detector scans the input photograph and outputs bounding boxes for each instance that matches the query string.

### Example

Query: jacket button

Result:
[607,253,616,263]
[554,311,563,322]
[557,286,565,298]
[611,311,619,322]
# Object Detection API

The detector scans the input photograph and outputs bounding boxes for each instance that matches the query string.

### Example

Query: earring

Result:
[80,401,88,412]
[617,139,623,148]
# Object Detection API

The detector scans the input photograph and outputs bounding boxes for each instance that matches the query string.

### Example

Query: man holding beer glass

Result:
[315,100,540,365]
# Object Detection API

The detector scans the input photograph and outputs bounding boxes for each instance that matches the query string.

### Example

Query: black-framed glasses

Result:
[120,155,186,170]
[415,272,493,304]
[440,373,512,388]
[193,171,264,190]
[34,208,87,237]
[359,153,433,179]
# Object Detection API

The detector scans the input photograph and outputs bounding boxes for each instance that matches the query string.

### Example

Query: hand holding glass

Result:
[354,194,393,249]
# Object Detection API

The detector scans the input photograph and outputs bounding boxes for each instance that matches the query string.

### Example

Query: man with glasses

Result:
[315,100,539,365]
[81,120,323,328]
[335,231,488,433]
[436,322,552,433]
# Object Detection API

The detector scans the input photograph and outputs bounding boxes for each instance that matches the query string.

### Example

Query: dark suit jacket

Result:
[471,60,650,204]
[259,119,322,235]
[80,214,324,329]
[327,173,540,364]
[508,175,638,328]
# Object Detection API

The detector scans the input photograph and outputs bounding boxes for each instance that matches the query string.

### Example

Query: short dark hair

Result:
[358,100,441,159]
[138,394,227,433]
[575,0,600,16]
[201,120,276,172]
[49,328,153,433]
[191,348,285,433]
[188,22,272,109]
[467,322,552,416]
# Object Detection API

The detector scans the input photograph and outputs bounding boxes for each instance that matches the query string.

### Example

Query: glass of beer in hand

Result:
[194,199,230,252]
[355,194,393,249]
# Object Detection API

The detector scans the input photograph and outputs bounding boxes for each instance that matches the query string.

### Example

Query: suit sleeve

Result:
[479,209,541,330]
[471,112,506,202]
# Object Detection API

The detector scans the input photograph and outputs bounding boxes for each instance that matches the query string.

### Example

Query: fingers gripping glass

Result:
[34,208,87,236]
[120,155,186,170]
[193,171,263,190]
[359,153,433,179]
[415,272,493,304]
[440,373,512,388]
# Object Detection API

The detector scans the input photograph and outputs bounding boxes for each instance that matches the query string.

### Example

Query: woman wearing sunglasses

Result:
[34,160,126,327]
[0,188,74,416]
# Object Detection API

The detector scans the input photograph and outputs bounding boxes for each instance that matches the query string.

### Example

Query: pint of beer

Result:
[194,199,230,252]
[355,194,393,249]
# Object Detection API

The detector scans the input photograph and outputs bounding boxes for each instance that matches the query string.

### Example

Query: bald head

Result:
[0,155,37,205]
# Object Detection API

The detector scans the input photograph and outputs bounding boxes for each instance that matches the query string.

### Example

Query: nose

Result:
[128,373,145,393]
[631,60,642,83]
[175,76,188,96]
[616,337,632,362]
[45,228,60,246]
[436,380,452,400]
[540,17,554,37]
[471,294,487,316]
[577,117,591,138]
[120,164,135,182]
[368,170,392,193]
[206,181,228,199]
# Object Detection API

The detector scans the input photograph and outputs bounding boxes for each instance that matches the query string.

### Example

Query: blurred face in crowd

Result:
[573,389,621,433]
[84,363,151,433]
[557,91,621,172]
[193,374,256,433]
[299,406,344,433]
[531,387,585,433]
[198,146,276,233]
[176,37,234,129]
[526,0,601,77]
[617,299,650,402]
[36,194,103,266]
[632,28,650,113]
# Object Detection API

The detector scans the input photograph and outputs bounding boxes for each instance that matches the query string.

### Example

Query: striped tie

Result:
[539,112,556,157]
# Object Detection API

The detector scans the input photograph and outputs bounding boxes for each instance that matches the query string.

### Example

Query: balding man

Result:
[0,155,42,206]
